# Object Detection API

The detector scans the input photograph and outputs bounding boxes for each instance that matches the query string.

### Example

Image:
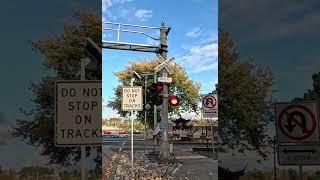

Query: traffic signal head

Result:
[148,82,163,94]
[169,95,180,106]
[147,82,164,106]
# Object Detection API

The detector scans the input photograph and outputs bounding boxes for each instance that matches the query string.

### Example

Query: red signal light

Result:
[156,82,163,92]
[148,82,163,94]
[169,95,180,106]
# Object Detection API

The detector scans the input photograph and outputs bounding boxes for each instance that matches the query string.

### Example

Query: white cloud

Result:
[177,42,218,73]
[186,27,202,38]
[135,9,153,22]
[102,0,133,12]
[102,0,134,21]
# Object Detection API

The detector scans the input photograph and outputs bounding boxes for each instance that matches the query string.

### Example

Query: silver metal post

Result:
[130,78,135,176]
[117,24,120,41]
[80,58,86,180]
[210,121,214,160]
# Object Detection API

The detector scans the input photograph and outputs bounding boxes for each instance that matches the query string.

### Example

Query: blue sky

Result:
[102,0,218,118]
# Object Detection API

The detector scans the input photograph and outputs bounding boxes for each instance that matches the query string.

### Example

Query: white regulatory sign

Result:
[55,81,102,146]
[275,102,319,144]
[158,77,172,83]
[278,145,320,165]
[122,86,143,111]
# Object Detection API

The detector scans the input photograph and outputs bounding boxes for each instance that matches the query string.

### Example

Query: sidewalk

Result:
[172,149,218,180]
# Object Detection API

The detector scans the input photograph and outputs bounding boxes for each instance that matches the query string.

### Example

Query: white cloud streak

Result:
[186,27,202,38]
[177,43,218,73]
[134,9,153,21]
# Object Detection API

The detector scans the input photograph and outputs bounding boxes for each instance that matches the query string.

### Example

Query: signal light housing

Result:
[148,82,163,94]
[147,82,164,106]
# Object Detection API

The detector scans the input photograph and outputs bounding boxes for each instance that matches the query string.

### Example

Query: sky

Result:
[102,0,218,119]
[221,0,320,102]
[220,0,320,171]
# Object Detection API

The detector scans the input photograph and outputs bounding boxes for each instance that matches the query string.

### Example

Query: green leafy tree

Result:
[12,10,102,172]
[107,60,200,126]
[218,29,274,160]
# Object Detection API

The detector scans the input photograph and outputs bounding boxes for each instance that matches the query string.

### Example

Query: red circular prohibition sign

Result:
[203,95,217,108]
[278,104,317,140]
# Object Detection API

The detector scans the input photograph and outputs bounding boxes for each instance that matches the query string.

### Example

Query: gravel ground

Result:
[113,151,178,180]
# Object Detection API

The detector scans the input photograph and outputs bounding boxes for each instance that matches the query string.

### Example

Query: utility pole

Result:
[159,21,170,160]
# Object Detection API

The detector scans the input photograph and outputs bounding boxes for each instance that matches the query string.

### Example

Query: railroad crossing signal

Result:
[147,82,164,106]
[154,55,173,74]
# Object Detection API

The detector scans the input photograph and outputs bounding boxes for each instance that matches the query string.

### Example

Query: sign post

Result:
[55,58,102,180]
[121,83,143,175]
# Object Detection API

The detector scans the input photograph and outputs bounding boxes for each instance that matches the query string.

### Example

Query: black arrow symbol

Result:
[285,115,296,133]
[283,148,316,154]
[285,111,307,134]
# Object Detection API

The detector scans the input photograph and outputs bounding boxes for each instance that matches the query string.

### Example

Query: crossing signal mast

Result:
[103,20,173,160]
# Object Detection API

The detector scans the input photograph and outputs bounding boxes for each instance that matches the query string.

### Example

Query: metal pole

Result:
[210,121,214,160]
[274,136,277,180]
[159,21,170,160]
[206,119,208,152]
[80,58,86,180]
[130,78,135,176]
[299,166,303,180]
[153,72,157,151]
[144,76,147,152]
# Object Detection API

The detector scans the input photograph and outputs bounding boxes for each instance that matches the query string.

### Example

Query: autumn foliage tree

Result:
[12,10,102,171]
[218,29,274,160]
[107,60,200,126]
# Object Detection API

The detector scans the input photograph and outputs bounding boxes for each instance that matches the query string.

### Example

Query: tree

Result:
[293,72,320,103]
[107,60,200,126]
[218,29,274,160]
[12,10,102,171]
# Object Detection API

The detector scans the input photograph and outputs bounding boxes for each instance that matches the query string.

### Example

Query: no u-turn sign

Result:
[275,102,319,143]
